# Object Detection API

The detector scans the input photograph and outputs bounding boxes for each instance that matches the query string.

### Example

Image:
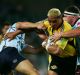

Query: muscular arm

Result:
[52,28,80,42]
[38,34,47,40]
[22,45,45,54]
[47,45,63,55]
[42,38,63,55]
[61,28,80,38]
[16,22,37,29]
[5,21,46,40]
[16,22,44,29]
[43,42,63,55]
[4,30,23,41]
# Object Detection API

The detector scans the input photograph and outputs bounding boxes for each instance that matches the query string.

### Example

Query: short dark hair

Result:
[0,19,10,31]
[64,5,80,16]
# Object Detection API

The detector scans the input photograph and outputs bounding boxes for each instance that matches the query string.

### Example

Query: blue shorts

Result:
[0,47,25,74]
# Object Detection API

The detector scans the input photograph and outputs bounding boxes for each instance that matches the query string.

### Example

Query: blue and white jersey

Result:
[0,23,26,52]
[72,18,80,29]
[72,18,80,65]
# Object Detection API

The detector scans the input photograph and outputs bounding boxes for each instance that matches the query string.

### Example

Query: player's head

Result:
[47,8,63,29]
[64,5,80,16]
[0,21,10,35]
[63,5,80,25]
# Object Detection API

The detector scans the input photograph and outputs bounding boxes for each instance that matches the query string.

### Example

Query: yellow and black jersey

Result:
[43,20,76,58]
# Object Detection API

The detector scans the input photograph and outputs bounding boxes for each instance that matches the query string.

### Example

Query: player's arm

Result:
[46,44,63,55]
[4,30,23,41]
[42,38,63,55]
[52,27,80,42]
[22,45,45,54]
[16,22,46,30]
[4,21,46,40]
[61,28,80,38]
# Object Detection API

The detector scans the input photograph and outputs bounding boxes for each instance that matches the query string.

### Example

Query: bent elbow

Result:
[16,22,22,29]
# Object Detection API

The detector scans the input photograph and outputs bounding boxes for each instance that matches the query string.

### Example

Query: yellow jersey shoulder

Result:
[63,21,72,31]
[43,20,51,28]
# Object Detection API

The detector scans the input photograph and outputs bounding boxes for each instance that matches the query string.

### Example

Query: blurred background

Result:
[0,0,80,75]
[0,0,80,23]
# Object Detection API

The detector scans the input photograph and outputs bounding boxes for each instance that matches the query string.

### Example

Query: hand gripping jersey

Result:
[0,23,26,52]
